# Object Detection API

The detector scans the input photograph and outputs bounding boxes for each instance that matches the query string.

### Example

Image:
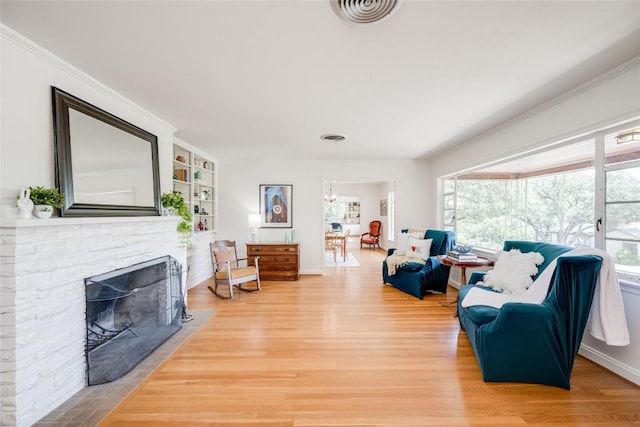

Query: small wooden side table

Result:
[438,255,494,310]
[438,255,494,286]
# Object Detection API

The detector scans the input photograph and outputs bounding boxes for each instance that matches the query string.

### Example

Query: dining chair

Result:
[336,229,350,261]
[325,231,339,263]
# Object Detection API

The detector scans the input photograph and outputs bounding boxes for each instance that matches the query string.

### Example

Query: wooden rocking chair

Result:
[209,240,261,299]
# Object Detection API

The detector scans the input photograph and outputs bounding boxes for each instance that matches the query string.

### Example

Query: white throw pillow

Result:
[407,237,433,260]
[394,232,423,255]
[395,233,410,255]
[482,249,544,295]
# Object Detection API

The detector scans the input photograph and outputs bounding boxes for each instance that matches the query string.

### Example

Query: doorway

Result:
[322,179,395,270]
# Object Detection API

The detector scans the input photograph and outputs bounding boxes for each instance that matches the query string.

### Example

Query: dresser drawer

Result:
[248,244,298,255]
[257,255,298,263]
[258,263,298,272]
[259,270,299,281]
[246,243,299,281]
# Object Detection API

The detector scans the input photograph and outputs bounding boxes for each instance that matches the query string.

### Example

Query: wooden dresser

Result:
[246,242,299,281]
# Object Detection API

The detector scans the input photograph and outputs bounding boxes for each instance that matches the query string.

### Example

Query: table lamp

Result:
[248,213,261,243]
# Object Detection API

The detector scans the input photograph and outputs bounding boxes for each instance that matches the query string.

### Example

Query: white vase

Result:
[34,205,53,219]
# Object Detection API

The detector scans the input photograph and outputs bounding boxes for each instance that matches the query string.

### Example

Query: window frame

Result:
[441,118,640,285]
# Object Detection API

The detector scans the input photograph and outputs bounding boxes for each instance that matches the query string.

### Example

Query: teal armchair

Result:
[457,241,603,389]
[382,229,455,299]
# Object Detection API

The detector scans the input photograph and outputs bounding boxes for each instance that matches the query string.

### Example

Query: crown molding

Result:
[429,55,640,160]
[1,24,177,133]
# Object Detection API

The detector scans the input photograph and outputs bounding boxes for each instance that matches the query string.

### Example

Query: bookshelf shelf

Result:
[172,143,216,233]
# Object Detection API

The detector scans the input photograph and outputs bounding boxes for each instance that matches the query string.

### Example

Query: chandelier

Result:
[324,181,337,203]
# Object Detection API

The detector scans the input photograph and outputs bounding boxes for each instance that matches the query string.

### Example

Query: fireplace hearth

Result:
[84,256,183,385]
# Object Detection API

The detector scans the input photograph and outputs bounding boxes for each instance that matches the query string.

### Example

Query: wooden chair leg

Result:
[208,281,233,299]
[235,281,260,293]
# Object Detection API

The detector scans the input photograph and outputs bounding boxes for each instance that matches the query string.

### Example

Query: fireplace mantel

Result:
[1,215,179,228]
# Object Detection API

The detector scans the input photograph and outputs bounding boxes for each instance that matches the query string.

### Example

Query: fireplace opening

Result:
[84,256,183,385]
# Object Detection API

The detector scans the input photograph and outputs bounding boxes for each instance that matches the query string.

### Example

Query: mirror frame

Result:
[52,87,162,217]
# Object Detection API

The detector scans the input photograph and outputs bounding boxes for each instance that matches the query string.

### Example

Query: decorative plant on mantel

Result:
[25,186,65,218]
[161,191,192,247]
[28,186,65,207]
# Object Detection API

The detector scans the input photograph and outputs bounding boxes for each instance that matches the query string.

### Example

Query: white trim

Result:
[0,215,179,228]
[430,56,640,161]
[1,24,177,134]
[173,137,218,164]
[300,269,324,275]
[621,280,640,295]
[579,344,640,386]
[441,115,640,179]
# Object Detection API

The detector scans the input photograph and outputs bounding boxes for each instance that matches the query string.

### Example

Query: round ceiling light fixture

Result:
[331,0,400,24]
[321,133,348,142]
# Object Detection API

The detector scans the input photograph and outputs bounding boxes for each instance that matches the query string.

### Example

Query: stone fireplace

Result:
[0,216,185,427]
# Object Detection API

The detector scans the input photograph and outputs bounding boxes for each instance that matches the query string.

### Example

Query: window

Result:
[324,201,346,225]
[604,129,640,281]
[324,198,361,227]
[443,178,455,233]
[442,121,640,282]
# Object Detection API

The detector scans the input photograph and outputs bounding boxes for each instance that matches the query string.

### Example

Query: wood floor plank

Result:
[99,248,640,426]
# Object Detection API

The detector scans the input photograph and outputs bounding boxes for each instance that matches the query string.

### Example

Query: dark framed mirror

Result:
[52,87,162,217]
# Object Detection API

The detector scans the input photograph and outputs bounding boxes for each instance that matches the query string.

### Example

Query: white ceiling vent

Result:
[331,0,399,24]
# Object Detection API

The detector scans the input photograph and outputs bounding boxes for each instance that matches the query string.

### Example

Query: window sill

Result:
[620,279,640,295]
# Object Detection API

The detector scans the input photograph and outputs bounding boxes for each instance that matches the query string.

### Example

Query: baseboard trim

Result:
[300,269,323,275]
[448,281,462,290]
[579,344,640,386]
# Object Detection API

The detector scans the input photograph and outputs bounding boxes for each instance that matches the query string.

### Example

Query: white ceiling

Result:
[1,0,640,161]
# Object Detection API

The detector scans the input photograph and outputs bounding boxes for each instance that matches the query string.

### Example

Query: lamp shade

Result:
[248,213,261,229]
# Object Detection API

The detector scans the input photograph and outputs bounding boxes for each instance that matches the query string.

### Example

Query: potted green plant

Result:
[27,186,65,218]
[161,191,192,247]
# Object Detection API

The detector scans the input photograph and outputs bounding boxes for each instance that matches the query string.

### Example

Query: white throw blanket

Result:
[461,248,630,346]
[385,251,426,275]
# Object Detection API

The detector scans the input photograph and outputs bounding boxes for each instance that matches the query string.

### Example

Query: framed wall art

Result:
[380,199,388,216]
[259,184,292,228]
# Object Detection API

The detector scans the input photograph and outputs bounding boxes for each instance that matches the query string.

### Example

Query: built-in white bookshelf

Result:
[346,201,360,224]
[172,143,216,233]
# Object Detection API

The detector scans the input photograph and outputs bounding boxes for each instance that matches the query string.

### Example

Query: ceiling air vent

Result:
[331,0,399,24]
[321,133,347,142]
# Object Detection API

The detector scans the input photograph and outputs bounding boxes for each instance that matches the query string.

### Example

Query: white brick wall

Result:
[0,216,184,427]
[186,232,214,290]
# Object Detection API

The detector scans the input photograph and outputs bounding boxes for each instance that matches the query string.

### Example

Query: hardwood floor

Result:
[99,248,640,426]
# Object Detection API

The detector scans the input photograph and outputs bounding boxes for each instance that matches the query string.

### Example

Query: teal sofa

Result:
[457,241,603,389]
[382,229,455,299]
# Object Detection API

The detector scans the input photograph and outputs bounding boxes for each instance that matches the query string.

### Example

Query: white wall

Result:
[426,58,640,385]
[325,181,388,238]
[0,26,176,218]
[377,181,395,250]
[213,159,428,274]
[426,59,640,185]
[0,25,194,426]
[0,23,433,285]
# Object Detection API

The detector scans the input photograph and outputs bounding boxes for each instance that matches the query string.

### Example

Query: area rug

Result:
[325,252,360,267]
